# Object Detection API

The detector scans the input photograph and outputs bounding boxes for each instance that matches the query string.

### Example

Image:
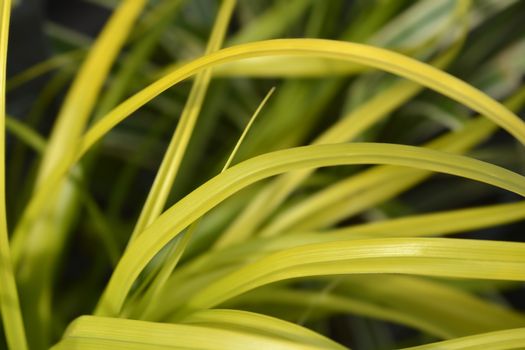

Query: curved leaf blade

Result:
[95,142,525,316]
[182,237,525,313]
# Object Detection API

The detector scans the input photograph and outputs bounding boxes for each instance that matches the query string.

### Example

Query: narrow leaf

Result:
[96,142,525,316]
[0,0,28,348]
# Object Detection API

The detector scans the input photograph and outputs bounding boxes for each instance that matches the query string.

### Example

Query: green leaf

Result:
[5,116,45,152]
[10,2,147,348]
[96,142,525,317]
[0,1,28,349]
[256,86,525,234]
[53,315,344,350]
[13,39,523,276]
[181,309,345,349]
[403,328,525,350]
[81,39,525,155]
[322,200,525,237]
[36,0,147,184]
[182,237,525,314]
[224,274,525,340]
[129,0,236,243]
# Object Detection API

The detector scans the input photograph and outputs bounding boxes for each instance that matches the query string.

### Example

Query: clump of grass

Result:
[2,0,525,349]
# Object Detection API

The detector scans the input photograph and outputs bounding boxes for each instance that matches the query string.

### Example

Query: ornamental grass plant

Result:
[2,0,525,349]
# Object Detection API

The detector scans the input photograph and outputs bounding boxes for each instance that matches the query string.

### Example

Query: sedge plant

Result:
[2,0,525,349]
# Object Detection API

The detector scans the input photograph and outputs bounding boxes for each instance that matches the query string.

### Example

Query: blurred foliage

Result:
[2,0,525,349]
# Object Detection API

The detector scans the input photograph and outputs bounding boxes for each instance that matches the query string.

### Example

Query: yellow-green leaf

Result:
[53,315,344,350]
[0,0,28,348]
[182,238,525,313]
[403,328,525,350]
[96,142,525,317]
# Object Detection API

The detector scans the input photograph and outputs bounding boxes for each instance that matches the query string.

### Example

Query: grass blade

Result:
[36,0,146,184]
[212,57,364,77]
[53,315,342,350]
[225,274,525,340]
[0,1,28,348]
[258,86,525,234]
[135,87,275,319]
[96,142,525,316]
[14,39,522,261]
[81,39,525,156]
[123,0,237,319]
[182,237,525,313]
[157,204,525,296]
[129,0,236,243]
[403,328,525,350]
[10,2,146,347]
[181,309,345,349]
[322,200,525,237]
[214,78,425,247]
[6,49,83,92]
[5,116,45,152]
[257,117,495,236]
